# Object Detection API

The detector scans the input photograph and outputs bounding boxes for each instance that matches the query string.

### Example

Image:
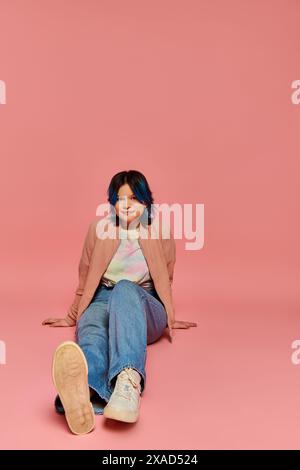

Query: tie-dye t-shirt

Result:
[101,225,152,285]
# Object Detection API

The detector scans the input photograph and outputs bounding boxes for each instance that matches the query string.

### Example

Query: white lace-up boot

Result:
[103,367,142,423]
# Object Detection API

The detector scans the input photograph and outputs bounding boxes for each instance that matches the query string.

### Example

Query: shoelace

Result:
[114,368,140,401]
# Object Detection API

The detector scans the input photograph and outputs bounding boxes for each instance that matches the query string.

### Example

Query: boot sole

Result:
[52,341,95,435]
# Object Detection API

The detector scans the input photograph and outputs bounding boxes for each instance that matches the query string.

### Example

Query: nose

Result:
[119,197,132,211]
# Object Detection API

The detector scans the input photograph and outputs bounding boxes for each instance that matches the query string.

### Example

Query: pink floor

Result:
[1,267,300,450]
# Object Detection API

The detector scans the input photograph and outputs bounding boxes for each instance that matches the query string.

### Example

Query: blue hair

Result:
[107,170,154,226]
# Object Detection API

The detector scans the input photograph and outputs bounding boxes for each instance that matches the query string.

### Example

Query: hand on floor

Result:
[167,319,198,343]
[42,317,75,327]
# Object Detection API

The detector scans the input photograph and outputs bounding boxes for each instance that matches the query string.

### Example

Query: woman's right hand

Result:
[42,317,75,327]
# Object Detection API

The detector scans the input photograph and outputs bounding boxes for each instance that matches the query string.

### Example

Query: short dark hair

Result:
[107,170,154,226]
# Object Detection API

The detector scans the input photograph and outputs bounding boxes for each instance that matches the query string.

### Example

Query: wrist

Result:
[65,316,76,326]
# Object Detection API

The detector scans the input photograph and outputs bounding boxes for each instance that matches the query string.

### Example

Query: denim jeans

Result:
[54,279,168,415]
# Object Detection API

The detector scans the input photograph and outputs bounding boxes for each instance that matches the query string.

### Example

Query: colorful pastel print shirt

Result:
[101,225,152,287]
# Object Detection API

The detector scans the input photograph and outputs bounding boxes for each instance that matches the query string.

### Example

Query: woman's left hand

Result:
[167,319,198,343]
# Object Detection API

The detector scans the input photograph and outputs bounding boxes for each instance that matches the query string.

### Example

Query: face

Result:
[114,183,146,228]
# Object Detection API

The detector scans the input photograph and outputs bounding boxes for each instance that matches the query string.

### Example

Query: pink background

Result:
[1,0,300,449]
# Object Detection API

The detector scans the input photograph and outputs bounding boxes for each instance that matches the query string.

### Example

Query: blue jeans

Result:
[54,279,168,415]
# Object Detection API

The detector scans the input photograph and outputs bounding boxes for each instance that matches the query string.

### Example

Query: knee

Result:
[108,280,141,311]
[76,314,90,336]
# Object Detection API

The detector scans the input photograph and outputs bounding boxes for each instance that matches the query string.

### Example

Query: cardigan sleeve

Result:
[160,226,176,285]
[65,220,97,325]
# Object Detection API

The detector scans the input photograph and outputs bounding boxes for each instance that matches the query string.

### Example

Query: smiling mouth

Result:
[120,209,136,215]
[121,211,136,215]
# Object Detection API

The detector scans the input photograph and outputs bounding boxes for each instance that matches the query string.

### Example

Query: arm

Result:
[160,226,198,339]
[42,219,97,327]
[160,226,176,285]
[65,220,97,324]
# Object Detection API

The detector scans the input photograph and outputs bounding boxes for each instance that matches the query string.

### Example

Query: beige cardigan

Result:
[64,215,176,326]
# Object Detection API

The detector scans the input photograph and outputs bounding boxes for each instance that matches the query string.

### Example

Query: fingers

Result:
[42,318,55,325]
[174,321,198,329]
[42,318,61,326]
[49,321,63,327]
[42,318,70,327]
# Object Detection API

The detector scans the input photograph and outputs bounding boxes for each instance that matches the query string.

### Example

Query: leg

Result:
[107,279,168,396]
[103,279,167,422]
[54,285,114,417]
[75,285,113,405]
[52,341,95,434]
